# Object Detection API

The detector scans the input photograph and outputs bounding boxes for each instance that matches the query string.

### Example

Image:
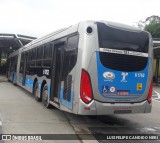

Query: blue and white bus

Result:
[8,21,153,115]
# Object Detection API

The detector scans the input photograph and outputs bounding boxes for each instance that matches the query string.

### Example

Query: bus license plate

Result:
[117,90,129,96]
[114,110,132,114]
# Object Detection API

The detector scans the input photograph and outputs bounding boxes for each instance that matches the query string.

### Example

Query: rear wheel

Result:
[33,82,41,101]
[12,73,14,83]
[42,84,52,108]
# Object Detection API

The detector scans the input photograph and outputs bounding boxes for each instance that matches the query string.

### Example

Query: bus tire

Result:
[13,82,17,86]
[34,81,41,101]
[42,84,52,108]
[12,74,14,83]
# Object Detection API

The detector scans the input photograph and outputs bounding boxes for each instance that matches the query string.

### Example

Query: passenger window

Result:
[20,53,25,73]
[11,56,18,72]
[26,52,30,71]
[63,35,79,79]
[67,35,79,50]
[37,47,43,60]
[43,44,52,67]
[43,60,51,67]
[31,49,36,61]
[28,51,32,62]
[21,53,25,62]
[44,45,52,59]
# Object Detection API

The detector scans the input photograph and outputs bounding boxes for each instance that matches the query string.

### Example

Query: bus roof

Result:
[17,20,147,53]
[21,25,78,52]
[99,20,142,32]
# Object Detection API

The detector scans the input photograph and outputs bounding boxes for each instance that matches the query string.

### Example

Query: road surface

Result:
[0,80,160,143]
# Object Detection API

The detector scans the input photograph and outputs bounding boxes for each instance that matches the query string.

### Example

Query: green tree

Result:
[137,15,160,38]
[145,22,160,38]
[145,15,160,24]
[144,15,160,38]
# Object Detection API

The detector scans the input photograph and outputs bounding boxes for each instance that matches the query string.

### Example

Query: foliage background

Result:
[138,15,160,38]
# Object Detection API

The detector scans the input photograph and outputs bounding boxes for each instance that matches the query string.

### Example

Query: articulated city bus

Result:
[8,21,153,115]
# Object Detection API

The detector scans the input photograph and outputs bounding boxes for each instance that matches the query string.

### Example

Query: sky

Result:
[0,0,160,38]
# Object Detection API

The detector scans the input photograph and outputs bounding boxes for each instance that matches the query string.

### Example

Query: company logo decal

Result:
[121,72,128,82]
[110,86,116,93]
[103,72,115,80]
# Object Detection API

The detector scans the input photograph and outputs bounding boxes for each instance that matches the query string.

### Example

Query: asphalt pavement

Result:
[153,85,160,102]
[0,77,160,143]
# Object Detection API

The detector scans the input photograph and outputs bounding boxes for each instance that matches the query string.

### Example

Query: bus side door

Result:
[50,42,65,104]
[22,53,27,86]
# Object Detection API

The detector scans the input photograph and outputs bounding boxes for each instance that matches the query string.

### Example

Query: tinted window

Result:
[44,45,52,59]
[20,53,25,73]
[67,35,79,50]
[26,52,30,71]
[27,51,31,62]
[11,56,18,71]
[97,22,149,53]
[31,49,36,60]
[63,35,79,79]
[43,59,51,67]
[21,53,25,62]
[37,47,43,60]
[43,44,52,67]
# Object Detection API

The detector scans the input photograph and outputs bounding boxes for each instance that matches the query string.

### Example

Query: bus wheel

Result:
[42,84,52,108]
[34,82,41,101]
[12,74,14,83]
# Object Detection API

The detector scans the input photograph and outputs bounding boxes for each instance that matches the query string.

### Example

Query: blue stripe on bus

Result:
[19,76,22,83]
[47,84,50,96]
[19,77,73,108]
[13,72,16,82]
[38,82,41,90]
[60,88,73,109]
[25,77,34,89]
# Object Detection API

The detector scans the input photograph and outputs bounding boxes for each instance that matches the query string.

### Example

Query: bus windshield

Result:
[97,22,149,53]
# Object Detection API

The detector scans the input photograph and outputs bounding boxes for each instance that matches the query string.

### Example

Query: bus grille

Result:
[99,52,148,72]
[63,75,72,102]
